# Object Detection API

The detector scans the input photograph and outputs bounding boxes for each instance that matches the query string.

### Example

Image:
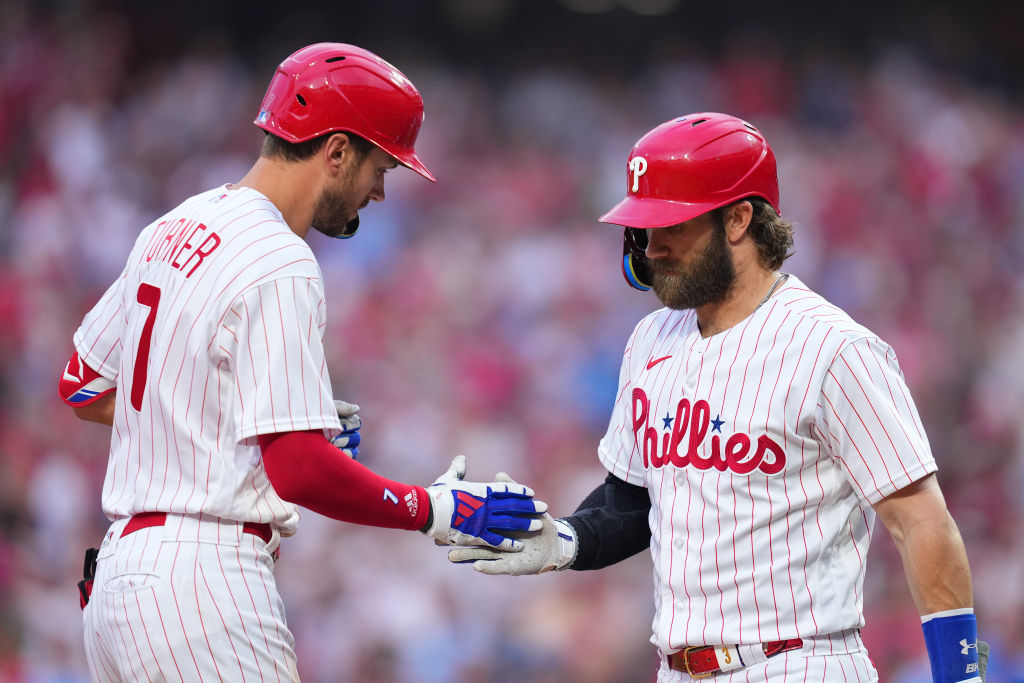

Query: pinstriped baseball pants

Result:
[82,515,297,682]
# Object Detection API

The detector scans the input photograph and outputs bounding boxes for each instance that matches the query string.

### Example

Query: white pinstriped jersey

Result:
[73,185,342,534]
[598,275,936,654]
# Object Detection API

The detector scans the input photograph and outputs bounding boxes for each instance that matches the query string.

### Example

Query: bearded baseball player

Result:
[59,43,545,681]
[451,113,988,681]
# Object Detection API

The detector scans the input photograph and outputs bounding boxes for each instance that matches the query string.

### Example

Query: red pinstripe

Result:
[160,259,219,511]
[276,281,295,427]
[297,281,312,423]
[792,324,832,633]
[133,588,169,681]
[256,288,278,433]
[824,365,897,484]
[252,542,291,682]
[708,321,742,644]
[623,313,673,476]
[90,627,119,681]
[211,254,317,329]
[853,341,929,469]
[668,459,686,640]
[195,557,232,680]
[236,541,282,683]
[836,349,909,479]
[663,316,698,643]
[80,300,123,360]
[120,590,153,681]
[819,392,877,501]
[168,546,203,678]
[647,313,687,643]
[216,547,267,683]
[150,555,188,682]
[863,344,923,444]
[109,593,139,681]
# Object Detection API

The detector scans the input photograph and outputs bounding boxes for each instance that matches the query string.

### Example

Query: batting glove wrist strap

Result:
[422,456,547,552]
[447,513,577,575]
[921,609,982,682]
[552,518,578,570]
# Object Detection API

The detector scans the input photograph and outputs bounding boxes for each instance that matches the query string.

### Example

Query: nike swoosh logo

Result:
[646,355,672,370]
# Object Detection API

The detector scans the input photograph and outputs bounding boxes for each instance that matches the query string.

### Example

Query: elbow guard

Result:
[59,351,116,406]
[563,473,652,570]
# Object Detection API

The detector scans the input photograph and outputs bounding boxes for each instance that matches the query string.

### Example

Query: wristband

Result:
[921,608,982,682]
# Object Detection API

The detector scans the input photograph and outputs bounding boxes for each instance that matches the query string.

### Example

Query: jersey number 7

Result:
[132,283,161,411]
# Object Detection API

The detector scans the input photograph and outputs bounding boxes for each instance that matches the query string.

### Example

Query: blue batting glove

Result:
[423,455,548,551]
[330,400,362,460]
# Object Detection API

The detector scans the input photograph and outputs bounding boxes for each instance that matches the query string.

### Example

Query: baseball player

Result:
[59,43,545,682]
[451,113,986,681]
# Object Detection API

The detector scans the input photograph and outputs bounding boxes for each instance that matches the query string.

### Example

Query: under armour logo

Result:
[629,156,648,193]
[960,638,977,655]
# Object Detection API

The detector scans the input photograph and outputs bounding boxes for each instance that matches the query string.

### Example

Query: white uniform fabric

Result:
[83,515,295,683]
[74,185,342,681]
[74,185,342,533]
[599,276,934,679]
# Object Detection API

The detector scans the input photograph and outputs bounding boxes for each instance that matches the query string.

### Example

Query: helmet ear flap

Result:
[622,228,653,291]
[337,216,359,239]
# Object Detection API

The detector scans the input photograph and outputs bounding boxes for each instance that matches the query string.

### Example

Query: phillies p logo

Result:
[629,156,648,193]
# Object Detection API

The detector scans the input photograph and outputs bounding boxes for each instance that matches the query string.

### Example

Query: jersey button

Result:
[675,602,685,612]
[673,538,684,549]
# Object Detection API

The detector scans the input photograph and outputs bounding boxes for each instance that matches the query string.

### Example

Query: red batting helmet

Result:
[600,113,780,290]
[254,43,435,182]
[600,112,779,228]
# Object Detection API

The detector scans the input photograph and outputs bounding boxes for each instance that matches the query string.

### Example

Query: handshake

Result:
[422,455,576,575]
[331,400,571,571]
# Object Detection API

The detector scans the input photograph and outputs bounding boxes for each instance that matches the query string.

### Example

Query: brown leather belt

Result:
[667,638,803,678]
[122,512,274,545]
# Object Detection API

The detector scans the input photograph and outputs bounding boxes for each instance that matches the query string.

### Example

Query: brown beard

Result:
[311,163,359,238]
[651,223,735,310]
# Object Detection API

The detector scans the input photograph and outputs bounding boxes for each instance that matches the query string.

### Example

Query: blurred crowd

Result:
[2,3,1023,682]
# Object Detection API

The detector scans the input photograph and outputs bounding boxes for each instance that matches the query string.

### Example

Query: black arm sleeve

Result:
[562,473,652,570]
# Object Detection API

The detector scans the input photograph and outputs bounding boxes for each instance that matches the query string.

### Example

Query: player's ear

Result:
[724,200,753,242]
[323,133,353,175]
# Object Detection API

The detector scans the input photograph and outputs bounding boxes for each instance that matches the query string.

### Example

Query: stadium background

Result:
[1,0,1022,680]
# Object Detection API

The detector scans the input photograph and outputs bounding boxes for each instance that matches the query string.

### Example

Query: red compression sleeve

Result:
[259,431,430,531]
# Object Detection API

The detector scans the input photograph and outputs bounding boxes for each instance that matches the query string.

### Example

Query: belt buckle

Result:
[682,646,715,679]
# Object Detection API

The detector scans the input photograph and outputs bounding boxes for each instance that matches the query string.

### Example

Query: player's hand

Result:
[448,511,577,575]
[422,456,547,551]
[329,400,361,460]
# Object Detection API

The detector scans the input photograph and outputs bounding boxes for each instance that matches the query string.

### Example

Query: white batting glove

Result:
[448,511,577,575]
[329,400,361,459]
[422,456,548,552]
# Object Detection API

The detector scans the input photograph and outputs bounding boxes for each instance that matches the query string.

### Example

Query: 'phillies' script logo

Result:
[632,388,786,475]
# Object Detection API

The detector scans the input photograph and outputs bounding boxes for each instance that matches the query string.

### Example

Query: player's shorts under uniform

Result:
[73,185,343,681]
[598,276,935,682]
